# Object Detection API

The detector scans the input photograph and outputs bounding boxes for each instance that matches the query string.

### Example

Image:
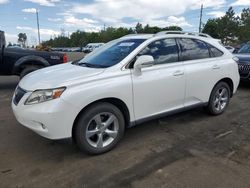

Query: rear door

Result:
[132,38,186,120]
[177,38,224,106]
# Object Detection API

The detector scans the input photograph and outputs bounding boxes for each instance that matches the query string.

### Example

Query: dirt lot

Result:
[1,76,250,188]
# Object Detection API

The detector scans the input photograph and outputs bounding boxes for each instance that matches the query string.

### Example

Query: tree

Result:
[217,7,239,44]
[42,23,183,47]
[18,33,27,47]
[143,24,162,33]
[165,26,182,31]
[135,22,143,33]
[202,19,220,38]
[238,8,250,43]
[203,7,239,45]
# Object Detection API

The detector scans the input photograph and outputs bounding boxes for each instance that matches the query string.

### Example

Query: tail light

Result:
[63,54,68,63]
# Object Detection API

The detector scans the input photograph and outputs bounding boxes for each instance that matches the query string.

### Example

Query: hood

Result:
[234,54,250,64]
[19,63,105,91]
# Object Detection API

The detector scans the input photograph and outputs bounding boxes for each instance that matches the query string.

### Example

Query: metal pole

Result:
[36,9,41,44]
[199,4,203,33]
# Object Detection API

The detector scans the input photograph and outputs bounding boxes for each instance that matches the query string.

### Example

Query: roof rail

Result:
[121,34,139,38]
[154,31,212,38]
[121,33,153,38]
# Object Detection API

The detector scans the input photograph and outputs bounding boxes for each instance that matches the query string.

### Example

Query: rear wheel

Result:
[74,102,125,155]
[206,82,230,115]
[20,66,41,79]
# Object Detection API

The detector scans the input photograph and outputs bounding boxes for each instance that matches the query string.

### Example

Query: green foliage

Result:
[18,33,27,47]
[238,8,250,43]
[202,7,250,45]
[202,19,219,39]
[42,23,183,47]
[217,7,239,44]
[135,22,144,33]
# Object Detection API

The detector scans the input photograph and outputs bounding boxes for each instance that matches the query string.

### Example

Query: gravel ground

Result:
[0,76,250,188]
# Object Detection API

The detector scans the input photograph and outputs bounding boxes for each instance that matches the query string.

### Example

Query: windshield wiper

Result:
[78,62,108,68]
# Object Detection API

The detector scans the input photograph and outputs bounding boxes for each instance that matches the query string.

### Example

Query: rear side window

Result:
[139,38,179,64]
[178,38,210,61]
[208,44,224,57]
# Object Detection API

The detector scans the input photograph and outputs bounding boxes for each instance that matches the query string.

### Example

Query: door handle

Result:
[173,70,184,76]
[212,65,220,69]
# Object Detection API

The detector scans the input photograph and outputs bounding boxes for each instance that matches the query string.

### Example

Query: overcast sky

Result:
[0,0,250,45]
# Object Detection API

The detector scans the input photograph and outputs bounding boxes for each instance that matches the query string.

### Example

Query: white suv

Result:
[12,31,240,154]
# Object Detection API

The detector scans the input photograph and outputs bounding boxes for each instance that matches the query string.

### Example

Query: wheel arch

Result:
[214,77,234,97]
[13,55,49,75]
[72,97,131,139]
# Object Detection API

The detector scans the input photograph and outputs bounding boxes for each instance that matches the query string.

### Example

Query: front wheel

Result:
[206,82,231,115]
[74,102,125,155]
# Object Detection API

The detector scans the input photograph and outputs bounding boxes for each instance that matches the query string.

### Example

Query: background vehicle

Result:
[12,31,239,154]
[234,42,250,82]
[0,30,68,78]
[82,43,104,53]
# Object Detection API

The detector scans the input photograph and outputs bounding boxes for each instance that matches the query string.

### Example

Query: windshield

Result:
[238,43,250,54]
[78,38,146,68]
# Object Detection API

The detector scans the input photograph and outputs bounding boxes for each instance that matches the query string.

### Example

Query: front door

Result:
[132,38,185,120]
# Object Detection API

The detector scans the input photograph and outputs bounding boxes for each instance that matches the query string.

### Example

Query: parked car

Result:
[70,47,82,52]
[0,31,68,78]
[82,43,104,53]
[225,46,235,53]
[12,31,240,154]
[234,42,250,82]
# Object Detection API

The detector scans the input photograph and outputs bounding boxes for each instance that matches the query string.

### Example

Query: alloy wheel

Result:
[85,112,119,148]
[213,87,229,112]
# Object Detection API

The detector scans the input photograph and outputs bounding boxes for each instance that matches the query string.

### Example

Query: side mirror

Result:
[134,55,154,75]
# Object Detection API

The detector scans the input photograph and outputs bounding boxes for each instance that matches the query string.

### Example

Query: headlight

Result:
[25,87,66,105]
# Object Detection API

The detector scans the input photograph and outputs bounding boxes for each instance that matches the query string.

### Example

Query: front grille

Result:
[238,63,250,77]
[14,87,27,105]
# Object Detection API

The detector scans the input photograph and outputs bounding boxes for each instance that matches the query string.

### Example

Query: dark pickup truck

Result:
[234,42,250,82]
[0,30,68,78]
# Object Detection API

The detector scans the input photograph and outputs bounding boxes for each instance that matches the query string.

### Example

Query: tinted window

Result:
[178,38,210,61]
[208,45,224,57]
[238,43,250,54]
[79,39,145,68]
[139,38,178,64]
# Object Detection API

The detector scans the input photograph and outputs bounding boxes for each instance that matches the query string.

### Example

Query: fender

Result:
[13,55,50,74]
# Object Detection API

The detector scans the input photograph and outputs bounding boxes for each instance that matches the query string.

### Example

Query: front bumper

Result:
[238,63,250,82]
[240,77,250,82]
[11,91,79,139]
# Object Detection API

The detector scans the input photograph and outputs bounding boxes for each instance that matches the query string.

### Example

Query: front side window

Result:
[78,39,146,68]
[138,38,179,64]
[178,38,210,61]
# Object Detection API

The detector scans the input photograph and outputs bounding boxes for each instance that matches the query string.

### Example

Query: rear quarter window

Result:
[207,44,224,57]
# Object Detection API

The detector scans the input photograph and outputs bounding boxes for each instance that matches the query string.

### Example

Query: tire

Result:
[20,66,41,79]
[206,82,231,115]
[74,102,125,155]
